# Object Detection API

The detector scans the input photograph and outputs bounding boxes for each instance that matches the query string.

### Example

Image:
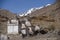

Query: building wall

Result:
[7,19,18,34]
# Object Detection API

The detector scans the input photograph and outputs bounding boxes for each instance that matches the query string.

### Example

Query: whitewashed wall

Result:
[7,19,18,34]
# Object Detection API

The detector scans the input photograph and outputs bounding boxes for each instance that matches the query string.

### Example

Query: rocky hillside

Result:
[0,9,17,34]
[25,2,60,30]
[0,1,60,40]
[0,9,17,19]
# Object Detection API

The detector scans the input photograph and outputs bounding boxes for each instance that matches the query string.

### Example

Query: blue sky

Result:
[0,0,56,14]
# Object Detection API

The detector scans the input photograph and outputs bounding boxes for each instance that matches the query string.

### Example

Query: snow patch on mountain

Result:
[24,8,36,16]
[45,4,51,7]
[27,8,35,13]
[24,6,44,16]
[35,6,44,10]
[19,4,51,16]
[19,14,24,16]
[26,6,44,14]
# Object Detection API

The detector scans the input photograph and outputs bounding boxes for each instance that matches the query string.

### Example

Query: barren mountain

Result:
[0,1,60,40]
[25,2,60,30]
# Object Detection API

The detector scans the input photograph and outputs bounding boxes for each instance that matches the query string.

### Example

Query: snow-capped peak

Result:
[45,4,51,7]
[26,6,44,14]
[27,8,35,14]
[24,8,36,16]
[25,6,44,16]
[19,14,24,17]
[35,6,44,10]
[19,4,51,16]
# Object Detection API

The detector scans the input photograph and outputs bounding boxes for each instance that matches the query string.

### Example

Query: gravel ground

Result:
[8,32,59,40]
